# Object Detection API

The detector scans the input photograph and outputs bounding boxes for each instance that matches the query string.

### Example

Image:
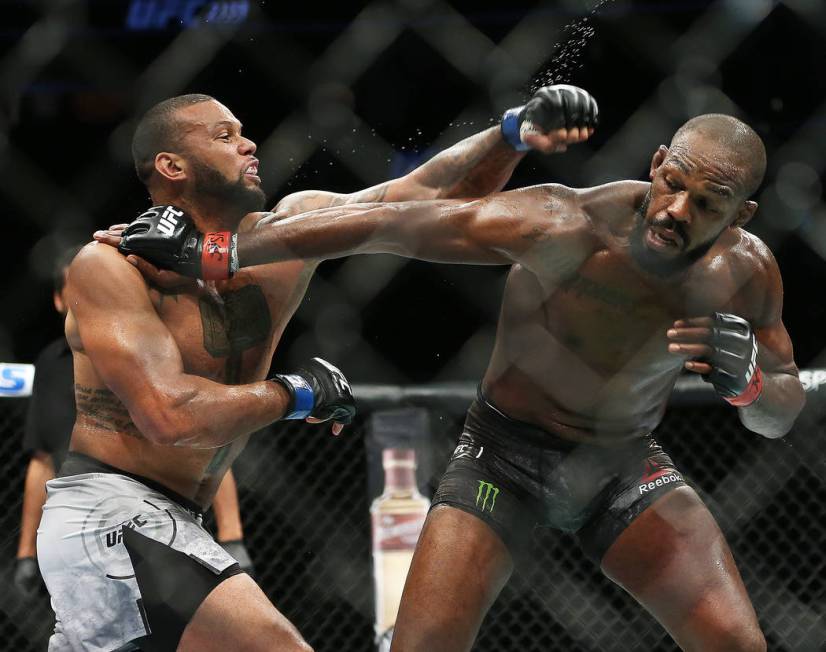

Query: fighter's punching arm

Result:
[100,87,598,278]
[68,244,355,446]
[271,85,599,218]
[242,184,592,271]
[666,251,804,438]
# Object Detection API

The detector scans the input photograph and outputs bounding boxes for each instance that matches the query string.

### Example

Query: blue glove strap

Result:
[278,374,314,419]
[501,107,530,151]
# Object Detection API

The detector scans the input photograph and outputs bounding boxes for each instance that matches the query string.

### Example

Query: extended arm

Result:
[240,185,589,273]
[271,85,597,217]
[273,127,526,218]
[67,245,355,447]
[103,86,598,279]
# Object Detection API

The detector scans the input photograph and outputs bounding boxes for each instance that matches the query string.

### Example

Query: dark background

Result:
[1,3,826,651]
[2,0,825,382]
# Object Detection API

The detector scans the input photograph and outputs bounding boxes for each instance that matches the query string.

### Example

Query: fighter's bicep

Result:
[468,188,589,272]
[749,253,797,374]
[67,247,185,398]
[754,321,798,376]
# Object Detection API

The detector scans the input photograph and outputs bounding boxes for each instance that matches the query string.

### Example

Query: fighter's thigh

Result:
[177,573,311,652]
[391,504,514,652]
[600,486,764,652]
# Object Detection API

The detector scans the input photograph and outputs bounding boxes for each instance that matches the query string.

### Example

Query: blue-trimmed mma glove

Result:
[218,540,255,578]
[118,205,238,280]
[271,357,356,424]
[501,84,599,151]
[704,313,763,407]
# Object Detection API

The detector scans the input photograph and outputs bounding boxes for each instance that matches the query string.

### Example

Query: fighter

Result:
[108,110,805,651]
[51,86,595,652]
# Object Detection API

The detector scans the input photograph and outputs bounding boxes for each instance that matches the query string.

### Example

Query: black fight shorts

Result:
[432,393,688,563]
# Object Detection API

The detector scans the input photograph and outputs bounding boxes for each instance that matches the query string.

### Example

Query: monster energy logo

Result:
[475,480,499,513]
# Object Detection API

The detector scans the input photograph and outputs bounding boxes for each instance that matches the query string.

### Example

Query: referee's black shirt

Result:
[22,337,75,470]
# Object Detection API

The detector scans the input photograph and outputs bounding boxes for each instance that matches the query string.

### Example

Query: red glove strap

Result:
[724,366,763,407]
[201,232,232,280]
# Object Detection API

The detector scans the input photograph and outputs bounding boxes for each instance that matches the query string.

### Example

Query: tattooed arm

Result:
[67,243,292,448]
[270,127,525,220]
[240,184,595,275]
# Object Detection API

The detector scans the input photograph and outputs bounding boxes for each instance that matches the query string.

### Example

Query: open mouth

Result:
[244,160,260,179]
[646,225,682,251]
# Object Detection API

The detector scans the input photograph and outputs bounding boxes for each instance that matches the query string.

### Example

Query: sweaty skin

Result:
[233,133,803,443]
[75,98,588,507]
[205,119,803,652]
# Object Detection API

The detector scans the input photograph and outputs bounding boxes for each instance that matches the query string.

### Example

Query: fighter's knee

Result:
[253,617,313,652]
[696,620,765,652]
[728,629,766,652]
[272,626,313,652]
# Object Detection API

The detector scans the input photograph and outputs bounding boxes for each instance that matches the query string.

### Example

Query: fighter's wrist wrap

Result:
[724,366,763,407]
[270,357,356,425]
[705,312,763,408]
[501,106,530,151]
[118,205,238,280]
[270,374,315,420]
[200,232,238,280]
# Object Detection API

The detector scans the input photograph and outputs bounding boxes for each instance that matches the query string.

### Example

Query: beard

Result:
[629,189,717,277]
[190,159,267,216]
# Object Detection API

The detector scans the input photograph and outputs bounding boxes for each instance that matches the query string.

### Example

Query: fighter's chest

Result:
[548,251,729,361]
[148,267,306,382]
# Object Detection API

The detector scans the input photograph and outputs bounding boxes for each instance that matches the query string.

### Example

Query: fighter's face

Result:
[177,100,266,214]
[631,137,748,275]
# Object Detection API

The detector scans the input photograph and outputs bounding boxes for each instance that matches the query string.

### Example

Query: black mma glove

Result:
[271,357,356,424]
[705,312,763,407]
[14,556,42,601]
[219,539,255,577]
[118,205,238,280]
[501,84,599,151]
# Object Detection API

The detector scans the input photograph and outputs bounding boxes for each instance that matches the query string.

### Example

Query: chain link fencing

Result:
[1,375,824,651]
[2,1,825,651]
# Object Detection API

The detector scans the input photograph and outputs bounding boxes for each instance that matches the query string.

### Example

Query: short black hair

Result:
[671,114,767,198]
[131,94,215,185]
[53,243,85,293]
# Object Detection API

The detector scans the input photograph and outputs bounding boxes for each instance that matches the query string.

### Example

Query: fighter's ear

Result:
[649,145,669,180]
[154,152,186,182]
[732,200,758,228]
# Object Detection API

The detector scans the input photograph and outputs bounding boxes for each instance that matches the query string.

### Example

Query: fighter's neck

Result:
[150,193,244,232]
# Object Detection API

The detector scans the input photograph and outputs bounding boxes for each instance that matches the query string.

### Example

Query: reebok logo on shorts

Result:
[638,459,683,494]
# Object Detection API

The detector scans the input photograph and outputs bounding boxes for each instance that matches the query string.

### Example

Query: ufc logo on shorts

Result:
[158,206,184,236]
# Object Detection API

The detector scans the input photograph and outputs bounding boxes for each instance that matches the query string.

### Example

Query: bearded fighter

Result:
[109,109,805,651]
[49,86,595,651]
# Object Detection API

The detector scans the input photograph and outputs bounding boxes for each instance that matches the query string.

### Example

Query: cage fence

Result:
[1,375,824,652]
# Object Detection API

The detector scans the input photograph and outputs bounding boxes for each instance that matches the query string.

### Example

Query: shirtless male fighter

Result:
[53,86,595,651]
[112,110,805,651]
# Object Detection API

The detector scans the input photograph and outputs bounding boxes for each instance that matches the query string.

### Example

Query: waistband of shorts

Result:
[58,451,204,516]
[473,387,580,451]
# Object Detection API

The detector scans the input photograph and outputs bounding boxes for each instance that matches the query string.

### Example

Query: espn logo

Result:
[158,206,184,236]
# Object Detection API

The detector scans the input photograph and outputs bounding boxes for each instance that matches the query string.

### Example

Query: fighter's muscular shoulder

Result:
[515,181,641,279]
[718,228,783,326]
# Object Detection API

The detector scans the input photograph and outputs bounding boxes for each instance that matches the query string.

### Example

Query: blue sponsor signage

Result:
[126,0,249,30]
[0,364,35,397]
